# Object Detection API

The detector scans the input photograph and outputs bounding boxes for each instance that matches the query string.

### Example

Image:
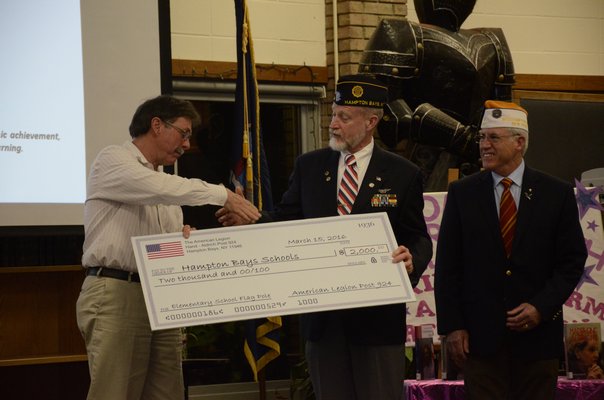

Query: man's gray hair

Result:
[509,127,529,155]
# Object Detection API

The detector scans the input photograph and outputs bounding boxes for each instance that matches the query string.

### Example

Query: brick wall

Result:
[321,0,407,142]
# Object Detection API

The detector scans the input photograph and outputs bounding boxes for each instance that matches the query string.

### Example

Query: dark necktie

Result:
[337,154,358,215]
[500,177,517,257]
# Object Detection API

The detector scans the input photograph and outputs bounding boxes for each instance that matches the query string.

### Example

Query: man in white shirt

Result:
[76,95,260,400]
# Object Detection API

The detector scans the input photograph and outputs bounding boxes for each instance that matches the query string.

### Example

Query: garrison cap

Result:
[481,100,529,132]
[334,74,388,108]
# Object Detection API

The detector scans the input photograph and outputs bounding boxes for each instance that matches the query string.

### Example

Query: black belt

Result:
[86,267,140,283]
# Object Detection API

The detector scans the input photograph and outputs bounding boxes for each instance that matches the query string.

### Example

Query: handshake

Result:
[217,186,261,226]
[183,187,260,239]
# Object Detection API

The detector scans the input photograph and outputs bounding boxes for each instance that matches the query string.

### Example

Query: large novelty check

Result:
[131,213,416,330]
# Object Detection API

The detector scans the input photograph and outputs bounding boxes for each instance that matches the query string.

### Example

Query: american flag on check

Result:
[145,241,184,259]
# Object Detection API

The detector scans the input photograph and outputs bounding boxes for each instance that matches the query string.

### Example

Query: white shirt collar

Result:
[341,139,373,166]
[338,139,374,186]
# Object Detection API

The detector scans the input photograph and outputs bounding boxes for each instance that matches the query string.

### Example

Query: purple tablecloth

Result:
[404,378,604,400]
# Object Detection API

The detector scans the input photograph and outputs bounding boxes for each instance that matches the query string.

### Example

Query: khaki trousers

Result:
[76,276,184,400]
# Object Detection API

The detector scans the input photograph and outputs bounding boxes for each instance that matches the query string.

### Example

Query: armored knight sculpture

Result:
[359,0,515,191]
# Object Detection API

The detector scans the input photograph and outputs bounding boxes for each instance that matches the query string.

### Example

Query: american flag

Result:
[145,241,184,259]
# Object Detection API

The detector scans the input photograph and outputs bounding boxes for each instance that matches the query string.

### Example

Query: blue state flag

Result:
[232,0,281,382]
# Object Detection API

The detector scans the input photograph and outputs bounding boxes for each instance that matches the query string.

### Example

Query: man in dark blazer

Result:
[219,74,432,400]
[434,100,587,400]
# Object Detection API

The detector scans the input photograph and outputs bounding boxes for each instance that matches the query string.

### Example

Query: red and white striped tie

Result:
[500,177,517,257]
[337,154,358,215]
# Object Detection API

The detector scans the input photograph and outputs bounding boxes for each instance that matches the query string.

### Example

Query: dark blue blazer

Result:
[435,166,587,360]
[267,145,432,345]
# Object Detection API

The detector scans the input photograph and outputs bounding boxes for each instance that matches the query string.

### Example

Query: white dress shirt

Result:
[82,141,227,272]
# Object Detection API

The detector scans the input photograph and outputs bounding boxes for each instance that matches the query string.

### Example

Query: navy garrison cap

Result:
[334,74,388,108]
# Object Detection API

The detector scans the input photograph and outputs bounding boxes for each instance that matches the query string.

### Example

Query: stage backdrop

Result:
[406,186,604,343]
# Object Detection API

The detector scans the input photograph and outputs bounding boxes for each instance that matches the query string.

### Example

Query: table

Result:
[404,378,604,400]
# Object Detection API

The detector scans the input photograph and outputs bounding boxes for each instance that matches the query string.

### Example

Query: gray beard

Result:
[329,136,347,152]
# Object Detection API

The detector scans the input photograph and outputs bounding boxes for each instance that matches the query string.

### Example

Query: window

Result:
[174,81,324,228]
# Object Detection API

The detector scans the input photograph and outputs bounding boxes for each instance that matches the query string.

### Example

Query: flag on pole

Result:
[232,0,281,382]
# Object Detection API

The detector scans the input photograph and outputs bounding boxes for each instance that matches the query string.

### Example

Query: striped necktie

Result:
[500,177,517,257]
[337,154,358,215]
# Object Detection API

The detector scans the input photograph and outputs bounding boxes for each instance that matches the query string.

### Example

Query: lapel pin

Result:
[524,188,533,200]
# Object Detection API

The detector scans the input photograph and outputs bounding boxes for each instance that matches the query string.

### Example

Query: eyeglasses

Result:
[162,119,192,141]
[475,133,520,144]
